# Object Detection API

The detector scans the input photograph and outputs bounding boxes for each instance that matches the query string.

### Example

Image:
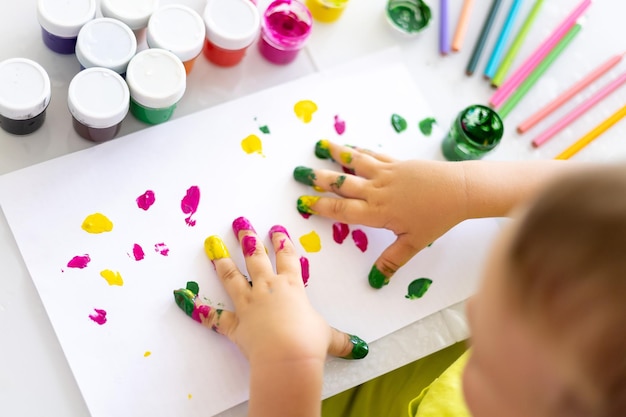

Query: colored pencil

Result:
[491,0,545,87]
[489,0,592,106]
[555,104,626,160]
[465,0,504,76]
[519,52,625,134]
[440,0,450,55]
[452,0,475,52]
[532,70,626,147]
[497,23,582,119]
[484,0,524,79]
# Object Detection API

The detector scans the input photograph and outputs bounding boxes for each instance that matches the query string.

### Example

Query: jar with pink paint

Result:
[258,0,313,65]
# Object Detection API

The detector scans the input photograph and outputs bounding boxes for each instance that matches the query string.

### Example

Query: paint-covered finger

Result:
[368,235,424,289]
[293,166,367,198]
[204,235,251,303]
[328,328,369,360]
[232,217,275,282]
[296,195,383,228]
[268,225,300,281]
[314,140,382,178]
[172,284,236,336]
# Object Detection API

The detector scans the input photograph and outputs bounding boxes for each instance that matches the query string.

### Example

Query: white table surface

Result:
[2,1,626,416]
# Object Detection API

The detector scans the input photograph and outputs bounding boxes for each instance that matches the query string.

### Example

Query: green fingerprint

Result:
[391,113,408,133]
[342,334,369,360]
[405,278,433,299]
[418,117,437,136]
[293,166,317,186]
[173,288,196,317]
[368,265,389,289]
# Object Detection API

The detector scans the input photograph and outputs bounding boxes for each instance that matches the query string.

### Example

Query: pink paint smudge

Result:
[242,235,257,256]
[300,256,310,287]
[181,186,200,227]
[136,190,156,211]
[132,244,145,261]
[67,254,91,269]
[334,115,346,135]
[89,308,107,325]
[332,222,350,244]
[192,304,211,323]
[155,242,170,256]
[352,229,368,252]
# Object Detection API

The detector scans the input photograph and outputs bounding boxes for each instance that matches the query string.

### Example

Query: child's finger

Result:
[367,235,427,289]
[293,165,368,199]
[268,225,301,282]
[314,140,383,179]
[327,327,369,360]
[232,217,275,283]
[296,195,384,228]
[172,286,237,336]
[204,235,251,306]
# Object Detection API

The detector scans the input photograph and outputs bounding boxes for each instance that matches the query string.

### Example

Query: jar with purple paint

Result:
[258,0,313,65]
[36,0,97,54]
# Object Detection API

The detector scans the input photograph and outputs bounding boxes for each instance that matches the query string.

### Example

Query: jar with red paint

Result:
[258,0,313,65]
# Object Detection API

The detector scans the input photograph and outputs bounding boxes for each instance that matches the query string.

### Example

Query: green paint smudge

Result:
[342,334,369,360]
[186,281,199,295]
[331,175,346,189]
[391,113,408,133]
[418,117,437,136]
[259,125,270,134]
[293,166,317,186]
[368,265,389,289]
[405,278,433,299]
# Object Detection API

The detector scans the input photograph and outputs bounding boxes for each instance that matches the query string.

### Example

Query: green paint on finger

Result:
[174,288,196,317]
[315,139,333,160]
[418,117,437,136]
[186,281,199,295]
[391,113,407,133]
[293,166,317,186]
[297,195,320,215]
[342,334,369,360]
[405,278,433,299]
[368,265,389,289]
[331,175,346,189]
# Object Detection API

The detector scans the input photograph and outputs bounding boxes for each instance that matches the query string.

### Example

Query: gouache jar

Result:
[259,0,313,65]
[36,0,97,54]
[385,0,432,35]
[441,105,504,161]
[125,49,186,125]
[147,5,206,74]
[202,0,260,67]
[100,0,160,33]
[306,0,349,23]
[76,18,137,76]
[68,68,130,142]
[0,58,51,136]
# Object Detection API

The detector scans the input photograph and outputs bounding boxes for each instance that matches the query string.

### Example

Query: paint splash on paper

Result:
[294,100,318,123]
[131,244,145,261]
[67,254,91,269]
[299,230,321,253]
[136,190,155,211]
[241,134,265,156]
[89,308,107,325]
[391,113,407,133]
[418,117,437,136]
[332,222,350,244]
[181,186,200,227]
[81,213,113,234]
[100,269,124,286]
[254,117,271,134]
[155,242,169,256]
[405,278,433,299]
[144,351,151,357]
[300,256,310,287]
[334,115,346,135]
[352,229,368,252]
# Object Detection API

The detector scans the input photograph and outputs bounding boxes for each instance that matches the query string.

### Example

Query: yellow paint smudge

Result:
[100,269,124,286]
[294,100,318,123]
[241,134,265,156]
[144,351,151,357]
[299,231,321,253]
[81,213,113,234]
[339,151,353,165]
[188,394,193,400]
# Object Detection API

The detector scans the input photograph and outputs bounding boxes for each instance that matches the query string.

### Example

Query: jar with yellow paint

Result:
[305,0,349,23]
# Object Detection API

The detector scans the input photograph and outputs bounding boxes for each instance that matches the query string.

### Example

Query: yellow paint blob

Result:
[100,269,124,286]
[294,100,318,123]
[313,185,324,193]
[339,151,353,165]
[144,351,151,357]
[241,134,265,156]
[299,230,322,253]
[81,213,113,234]
[204,235,230,261]
[188,394,193,400]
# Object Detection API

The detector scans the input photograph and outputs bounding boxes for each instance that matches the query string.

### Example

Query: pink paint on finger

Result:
[232,216,256,237]
[269,224,290,239]
[67,254,91,269]
[332,222,350,244]
[181,186,200,227]
[352,229,368,252]
[191,304,211,323]
[89,308,107,325]
[334,115,346,135]
[136,190,155,210]
[155,243,170,256]
[300,256,310,287]
[132,244,145,261]
[242,235,257,256]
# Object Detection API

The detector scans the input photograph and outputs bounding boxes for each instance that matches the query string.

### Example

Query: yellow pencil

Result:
[555,104,626,160]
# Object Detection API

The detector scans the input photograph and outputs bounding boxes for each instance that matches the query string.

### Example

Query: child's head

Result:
[463,165,626,417]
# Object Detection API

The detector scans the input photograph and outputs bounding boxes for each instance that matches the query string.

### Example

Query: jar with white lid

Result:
[68,67,130,142]
[37,0,97,54]
[0,58,51,135]
[126,49,186,125]
[100,0,160,33]
[147,5,205,74]
[76,18,137,76]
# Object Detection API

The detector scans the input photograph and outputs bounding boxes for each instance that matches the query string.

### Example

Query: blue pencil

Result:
[440,0,450,55]
[465,0,504,76]
[484,0,524,79]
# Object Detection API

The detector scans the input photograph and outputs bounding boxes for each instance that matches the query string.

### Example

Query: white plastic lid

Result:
[100,0,160,31]
[203,0,261,50]
[0,58,51,121]
[147,5,205,62]
[125,49,186,109]
[37,0,97,38]
[68,68,130,128]
[76,18,137,74]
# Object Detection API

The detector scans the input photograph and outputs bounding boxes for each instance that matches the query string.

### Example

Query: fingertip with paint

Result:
[342,334,369,360]
[368,265,390,289]
[204,235,230,261]
[293,165,316,186]
[296,195,320,215]
[314,139,333,160]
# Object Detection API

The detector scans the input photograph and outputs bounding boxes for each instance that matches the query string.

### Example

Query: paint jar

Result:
[147,5,206,74]
[36,0,97,54]
[68,67,130,142]
[202,0,260,67]
[385,0,432,35]
[100,0,160,34]
[306,0,349,23]
[258,0,313,65]
[125,49,186,125]
[441,105,504,161]
[0,58,51,136]
[76,18,137,76]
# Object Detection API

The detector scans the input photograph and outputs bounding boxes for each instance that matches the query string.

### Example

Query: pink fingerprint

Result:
[332,222,350,244]
[181,186,200,227]
[136,190,155,211]
[334,115,346,135]
[242,235,257,257]
[89,308,107,325]
[67,254,91,269]
[155,242,170,256]
[300,256,310,287]
[352,229,368,252]
[132,244,145,261]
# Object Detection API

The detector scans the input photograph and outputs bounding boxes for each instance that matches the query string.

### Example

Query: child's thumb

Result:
[328,328,369,360]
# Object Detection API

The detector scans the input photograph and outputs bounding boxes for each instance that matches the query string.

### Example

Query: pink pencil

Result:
[518,52,625,133]
[532,70,626,148]
[490,0,592,107]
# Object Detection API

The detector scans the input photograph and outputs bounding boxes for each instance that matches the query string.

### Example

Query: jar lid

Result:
[125,49,186,109]
[203,0,261,50]
[76,18,137,74]
[147,5,205,62]
[100,0,159,30]
[37,0,97,38]
[0,58,51,121]
[68,68,130,128]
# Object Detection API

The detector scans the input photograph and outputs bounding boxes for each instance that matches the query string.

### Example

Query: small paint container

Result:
[306,0,349,23]
[258,0,313,65]
[100,0,160,33]
[147,5,206,74]
[36,0,97,54]
[68,67,130,142]
[0,58,51,136]
[385,0,432,35]
[441,105,504,161]
[125,49,186,125]
[76,18,137,76]
[202,0,260,67]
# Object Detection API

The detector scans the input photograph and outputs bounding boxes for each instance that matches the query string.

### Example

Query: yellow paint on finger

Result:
[241,134,265,156]
[294,100,318,123]
[81,213,113,234]
[100,269,124,286]
[299,230,322,253]
[339,151,353,165]
[204,235,230,261]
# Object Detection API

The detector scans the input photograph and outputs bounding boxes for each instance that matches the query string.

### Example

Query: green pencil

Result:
[498,22,582,119]
[492,0,545,87]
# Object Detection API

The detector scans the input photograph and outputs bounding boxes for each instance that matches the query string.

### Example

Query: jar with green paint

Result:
[441,105,504,161]
[385,0,431,35]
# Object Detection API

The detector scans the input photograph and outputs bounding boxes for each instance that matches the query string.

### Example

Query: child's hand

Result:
[294,140,469,289]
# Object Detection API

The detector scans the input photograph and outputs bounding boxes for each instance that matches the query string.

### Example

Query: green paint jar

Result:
[125,49,186,125]
[441,105,504,161]
[385,0,432,35]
